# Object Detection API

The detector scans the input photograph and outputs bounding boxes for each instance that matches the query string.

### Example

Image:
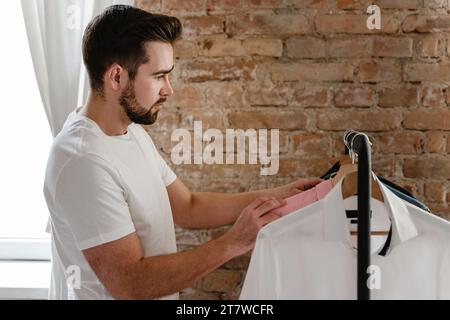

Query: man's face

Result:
[119,41,174,125]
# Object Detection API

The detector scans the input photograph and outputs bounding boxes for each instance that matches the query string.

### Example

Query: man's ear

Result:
[104,64,128,92]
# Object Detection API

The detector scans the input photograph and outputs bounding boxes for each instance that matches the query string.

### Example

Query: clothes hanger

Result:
[332,132,389,237]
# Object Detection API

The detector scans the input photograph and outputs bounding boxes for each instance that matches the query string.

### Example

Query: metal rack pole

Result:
[344,131,371,300]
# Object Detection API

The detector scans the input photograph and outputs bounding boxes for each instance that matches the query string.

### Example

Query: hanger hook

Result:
[343,129,372,164]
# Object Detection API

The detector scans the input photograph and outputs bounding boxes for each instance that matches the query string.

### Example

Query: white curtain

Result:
[21,0,133,137]
[20,0,133,234]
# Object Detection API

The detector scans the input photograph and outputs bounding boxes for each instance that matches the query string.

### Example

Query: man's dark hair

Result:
[82,5,182,93]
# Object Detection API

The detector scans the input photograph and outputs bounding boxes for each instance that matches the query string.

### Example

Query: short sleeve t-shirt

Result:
[44,108,178,300]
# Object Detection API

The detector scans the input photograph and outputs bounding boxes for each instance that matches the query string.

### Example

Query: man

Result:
[44,5,321,300]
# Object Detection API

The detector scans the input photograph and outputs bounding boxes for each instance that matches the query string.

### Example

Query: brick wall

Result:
[135,0,450,299]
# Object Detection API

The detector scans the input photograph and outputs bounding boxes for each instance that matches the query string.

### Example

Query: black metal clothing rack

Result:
[343,130,372,300]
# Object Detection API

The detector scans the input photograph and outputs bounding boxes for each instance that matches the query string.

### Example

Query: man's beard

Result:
[119,82,166,125]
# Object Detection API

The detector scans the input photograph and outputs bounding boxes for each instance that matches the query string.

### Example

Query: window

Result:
[0,1,52,254]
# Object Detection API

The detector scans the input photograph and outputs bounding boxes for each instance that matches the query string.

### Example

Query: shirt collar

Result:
[322,174,418,251]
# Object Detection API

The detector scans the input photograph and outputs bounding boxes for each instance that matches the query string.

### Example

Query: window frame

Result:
[0,238,51,261]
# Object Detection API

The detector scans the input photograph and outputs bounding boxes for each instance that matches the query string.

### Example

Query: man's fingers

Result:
[260,212,281,226]
[247,197,271,209]
[297,178,323,191]
[254,198,285,216]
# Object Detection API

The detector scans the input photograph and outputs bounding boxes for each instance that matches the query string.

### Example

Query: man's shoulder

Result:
[52,114,109,160]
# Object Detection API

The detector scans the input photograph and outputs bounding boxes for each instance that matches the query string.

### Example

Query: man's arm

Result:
[83,197,284,299]
[168,177,322,229]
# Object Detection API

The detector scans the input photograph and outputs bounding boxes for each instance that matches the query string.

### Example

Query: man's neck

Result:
[79,93,131,136]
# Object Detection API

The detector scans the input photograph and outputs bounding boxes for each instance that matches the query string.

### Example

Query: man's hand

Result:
[272,178,323,200]
[223,197,285,256]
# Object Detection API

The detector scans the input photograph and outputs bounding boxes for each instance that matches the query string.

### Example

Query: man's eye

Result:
[156,75,165,80]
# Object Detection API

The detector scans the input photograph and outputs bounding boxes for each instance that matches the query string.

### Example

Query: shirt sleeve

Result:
[157,152,177,187]
[240,231,278,300]
[54,154,136,250]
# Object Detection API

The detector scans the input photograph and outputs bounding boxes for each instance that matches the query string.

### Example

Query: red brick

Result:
[337,0,420,11]
[326,38,371,58]
[228,14,311,35]
[378,132,423,154]
[286,0,334,10]
[292,86,331,107]
[424,0,446,9]
[173,39,198,59]
[292,133,331,156]
[277,158,335,177]
[427,204,450,218]
[421,85,446,108]
[246,85,289,106]
[447,36,450,57]
[317,111,400,131]
[337,0,372,10]
[176,228,214,246]
[206,0,241,11]
[243,38,283,57]
[315,14,400,34]
[332,137,347,157]
[199,36,245,57]
[405,63,450,82]
[181,110,225,129]
[183,16,224,36]
[334,85,375,107]
[135,0,161,11]
[426,132,446,153]
[199,36,283,57]
[358,62,401,83]
[403,110,450,130]
[403,15,450,33]
[223,254,251,270]
[199,270,242,292]
[180,291,221,300]
[228,111,308,130]
[416,35,442,58]
[166,86,204,108]
[373,37,413,58]
[206,83,245,107]
[286,37,326,59]
[376,0,420,9]
[182,58,257,82]
[165,0,202,10]
[244,0,283,8]
[404,157,450,179]
[378,86,418,108]
[390,179,420,197]
[372,157,395,178]
[271,63,354,82]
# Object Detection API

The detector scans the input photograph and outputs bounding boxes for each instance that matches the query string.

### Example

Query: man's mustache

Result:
[154,98,167,106]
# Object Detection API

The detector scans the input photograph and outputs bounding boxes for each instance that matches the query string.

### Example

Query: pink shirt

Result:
[273,179,333,216]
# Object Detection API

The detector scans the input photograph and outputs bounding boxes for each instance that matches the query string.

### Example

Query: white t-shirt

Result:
[44,108,178,300]
[240,177,450,300]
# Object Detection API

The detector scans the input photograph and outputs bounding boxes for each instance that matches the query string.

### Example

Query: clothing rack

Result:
[343,129,372,300]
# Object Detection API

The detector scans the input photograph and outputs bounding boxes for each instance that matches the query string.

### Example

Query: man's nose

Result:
[161,78,174,97]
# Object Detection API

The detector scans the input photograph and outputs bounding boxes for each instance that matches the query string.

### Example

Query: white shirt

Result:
[44,109,178,300]
[240,177,450,300]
